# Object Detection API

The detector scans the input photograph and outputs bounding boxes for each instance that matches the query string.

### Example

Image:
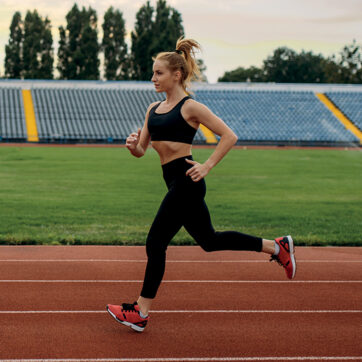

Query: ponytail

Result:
[154,37,202,93]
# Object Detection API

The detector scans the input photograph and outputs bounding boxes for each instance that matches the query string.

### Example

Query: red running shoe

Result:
[270,235,296,279]
[106,302,149,332]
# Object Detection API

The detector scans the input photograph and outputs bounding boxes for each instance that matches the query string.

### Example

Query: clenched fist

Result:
[126,128,141,151]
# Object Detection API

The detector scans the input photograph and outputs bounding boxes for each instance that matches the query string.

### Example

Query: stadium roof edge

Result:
[0,79,362,92]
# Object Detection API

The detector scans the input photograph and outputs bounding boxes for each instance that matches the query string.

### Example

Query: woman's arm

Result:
[126,103,155,158]
[183,100,238,182]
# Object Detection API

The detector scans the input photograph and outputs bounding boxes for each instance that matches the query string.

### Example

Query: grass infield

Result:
[0,146,361,246]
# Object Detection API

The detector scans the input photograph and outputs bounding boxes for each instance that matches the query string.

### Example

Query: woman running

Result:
[106,37,296,332]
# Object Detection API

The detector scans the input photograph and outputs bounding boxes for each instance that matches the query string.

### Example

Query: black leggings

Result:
[140,155,263,299]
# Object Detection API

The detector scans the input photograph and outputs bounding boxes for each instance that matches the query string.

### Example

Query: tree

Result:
[218,66,264,82]
[328,40,362,84]
[293,51,327,83]
[150,0,184,56]
[219,48,332,83]
[130,0,185,80]
[41,17,54,79]
[22,10,53,79]
[130,1,155,80]
[169,8,184,45]
[57,4,100,80]
[4,12,23,79]
[262,47,299,82]
[102,7,128,80]
[218,42,362,84]
[79,8,100,80]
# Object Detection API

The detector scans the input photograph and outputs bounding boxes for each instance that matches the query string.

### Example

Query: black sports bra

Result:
[147,96,197,144]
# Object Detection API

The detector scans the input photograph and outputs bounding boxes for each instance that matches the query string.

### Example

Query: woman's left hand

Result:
[185,159,210,182]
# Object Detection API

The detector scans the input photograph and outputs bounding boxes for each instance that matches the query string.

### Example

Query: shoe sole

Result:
[106,306,145,332]
[286,235,296,279]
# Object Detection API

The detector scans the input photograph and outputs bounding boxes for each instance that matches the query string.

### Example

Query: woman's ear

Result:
[174,70,182,81]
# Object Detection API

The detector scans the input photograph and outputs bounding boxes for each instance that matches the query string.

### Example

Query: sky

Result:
[0,0,362,83]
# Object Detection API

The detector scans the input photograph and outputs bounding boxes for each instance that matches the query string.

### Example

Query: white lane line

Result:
[0,310,361,314]
[1,357,362,361]
[0,280,361,283]
[0,259,361,263]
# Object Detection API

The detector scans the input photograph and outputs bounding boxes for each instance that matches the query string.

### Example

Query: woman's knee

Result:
[146,235,167,260]
[195,232,219,253]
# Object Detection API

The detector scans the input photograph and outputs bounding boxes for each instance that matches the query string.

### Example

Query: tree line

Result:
[4,1,361,84]
[4,0,186,81]
[219,41,362,84]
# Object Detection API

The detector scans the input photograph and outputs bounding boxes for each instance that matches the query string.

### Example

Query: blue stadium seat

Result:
[194,89,358,143]
[1,82,360,146]
[32,88,206,143]
[325,92,362,131]
[0,87,27,141]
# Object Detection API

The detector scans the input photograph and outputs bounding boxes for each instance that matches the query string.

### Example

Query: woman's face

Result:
[151,59,179,93]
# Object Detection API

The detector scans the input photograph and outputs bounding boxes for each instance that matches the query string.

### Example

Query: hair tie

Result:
[175,49,183,55]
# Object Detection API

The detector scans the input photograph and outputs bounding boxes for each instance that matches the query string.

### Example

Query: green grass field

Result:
[0,146,361,246]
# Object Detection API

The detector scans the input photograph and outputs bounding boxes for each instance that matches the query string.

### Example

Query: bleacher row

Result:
[0,85,361,146]
[326,92,362,132]
[0,87,25,140]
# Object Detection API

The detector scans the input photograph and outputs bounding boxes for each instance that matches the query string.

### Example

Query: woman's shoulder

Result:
[149,100,162,108]
[146,100,161,113]
[183,97,209,113]
[181,97,212,123]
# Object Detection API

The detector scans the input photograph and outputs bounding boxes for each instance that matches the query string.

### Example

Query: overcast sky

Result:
[0,0,362,82]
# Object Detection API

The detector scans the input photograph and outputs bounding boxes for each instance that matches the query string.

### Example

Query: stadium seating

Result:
[325,92,362,131]
[0,87,27,141]
[194,89,358,144]
[31,87,206,143]
[0,82,360,146]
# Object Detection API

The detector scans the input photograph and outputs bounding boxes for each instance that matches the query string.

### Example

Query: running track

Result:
[0,246,361,361]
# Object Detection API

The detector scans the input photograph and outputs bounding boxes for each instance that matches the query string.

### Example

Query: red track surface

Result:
[0,246,361,361]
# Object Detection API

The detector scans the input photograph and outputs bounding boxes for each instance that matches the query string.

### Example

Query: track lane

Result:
[0,313,361,359]
[0,260,361,281]
[0,282,361,312]
[0,246,361,261]
[0,246,361,360]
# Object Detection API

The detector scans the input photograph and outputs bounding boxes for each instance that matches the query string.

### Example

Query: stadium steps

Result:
[22,90,39,142]
[324,91,362,132]
[316,93,362,145]
[194,89,359,146]
[199,124,217,144]
[0,85,360,146]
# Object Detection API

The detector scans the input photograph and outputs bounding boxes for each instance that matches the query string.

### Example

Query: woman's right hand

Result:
[126,128,141,151]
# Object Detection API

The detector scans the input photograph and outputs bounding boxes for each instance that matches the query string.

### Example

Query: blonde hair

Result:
[154,37,201,93]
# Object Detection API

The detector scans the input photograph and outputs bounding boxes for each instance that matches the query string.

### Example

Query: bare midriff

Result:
[151,140,193,165]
